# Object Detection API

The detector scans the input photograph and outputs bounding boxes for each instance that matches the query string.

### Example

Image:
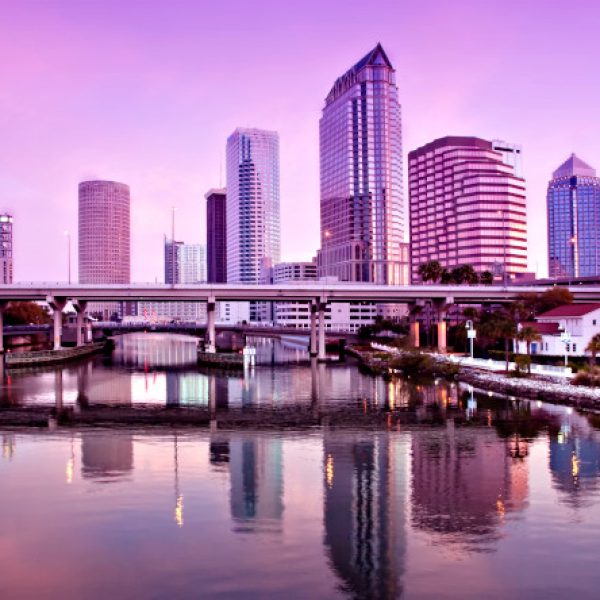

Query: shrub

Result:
[389,352,434,374]
[514,354,531,375]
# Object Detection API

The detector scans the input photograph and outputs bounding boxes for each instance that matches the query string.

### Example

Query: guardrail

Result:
[370,343,574,379]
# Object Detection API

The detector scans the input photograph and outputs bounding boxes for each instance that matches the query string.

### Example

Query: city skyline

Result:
[1,0,599,282]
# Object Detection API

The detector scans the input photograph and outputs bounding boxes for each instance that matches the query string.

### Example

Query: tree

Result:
[536,288,574,314]
[4,302,51,325]
[586,333,600,367]
[516,325,542,373]
[480,270,494,285]
[417,260,444,283]
[479,309,517,371]
[459,265,479,285]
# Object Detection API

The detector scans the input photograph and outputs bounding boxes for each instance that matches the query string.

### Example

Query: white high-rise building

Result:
[226,128,281,285]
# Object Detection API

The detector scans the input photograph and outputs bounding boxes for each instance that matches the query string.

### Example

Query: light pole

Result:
[466,320,476,360]
[560,326,571,368]
[64,230,71,284]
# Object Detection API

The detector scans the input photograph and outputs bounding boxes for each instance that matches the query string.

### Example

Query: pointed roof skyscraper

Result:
[552,153,596,179]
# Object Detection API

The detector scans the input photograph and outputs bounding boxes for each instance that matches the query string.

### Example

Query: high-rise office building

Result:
[547,154,600,279]
[139,239,207,322]
[0,214,13,284]
[226,128,280,284]
[78,180,130,318]
[409,136,528,281]
[79,180,130,284]
[206,188,227,283]
[164,239,206,284]
[319,43,408,285]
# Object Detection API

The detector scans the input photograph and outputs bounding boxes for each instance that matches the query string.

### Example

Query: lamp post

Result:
[560,326,571,368]
[64,230,71,284]
[466,319,476,360]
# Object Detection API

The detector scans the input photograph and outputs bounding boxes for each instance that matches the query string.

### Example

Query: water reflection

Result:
[81,432,134,482]
[324,432,407,598]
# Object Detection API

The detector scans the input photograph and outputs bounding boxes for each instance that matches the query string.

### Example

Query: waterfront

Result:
[1,334,600,598]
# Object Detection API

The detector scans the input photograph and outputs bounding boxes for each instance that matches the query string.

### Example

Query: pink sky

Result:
[1,0,598,282]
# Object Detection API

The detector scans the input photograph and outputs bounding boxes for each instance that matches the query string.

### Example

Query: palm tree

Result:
[517,325,542,373]
[417,260,444,284]
[480,310,517,372]
[480,270,493,285]
[586,333,600,367]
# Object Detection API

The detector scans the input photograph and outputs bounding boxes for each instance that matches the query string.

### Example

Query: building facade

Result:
[408,137,528,282]
[226,128,280,285]
[79,180,130,284]
[206,188,227,283]
[78,180,131,318]
[547,154,600,278]
[319,43,407,285]
[0,214,13,284]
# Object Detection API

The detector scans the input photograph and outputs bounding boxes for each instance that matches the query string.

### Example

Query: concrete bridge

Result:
[0,282,598,359]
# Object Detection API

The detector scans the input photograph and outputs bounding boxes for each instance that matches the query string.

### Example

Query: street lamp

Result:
[466,319,476,360]
[559,325,571,368]
[64,230,71,284]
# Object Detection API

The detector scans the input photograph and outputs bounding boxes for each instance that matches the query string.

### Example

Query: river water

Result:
[1,333,600,599]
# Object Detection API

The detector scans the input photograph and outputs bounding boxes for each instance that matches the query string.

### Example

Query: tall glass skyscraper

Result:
[226,128,280,284]
[206,188,227,283]
[319,43,407,284]
[547,154,600,278]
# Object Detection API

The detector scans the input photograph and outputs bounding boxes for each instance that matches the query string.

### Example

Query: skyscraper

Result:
[226,128,280,285]
[78,180,130,318]
[319,43,408,285]
[547,154,600,278]
[409,136,528,281]
[78,180,130,284]
[0,214,13,284]
[164,239,206,284]
[206,188,227,283]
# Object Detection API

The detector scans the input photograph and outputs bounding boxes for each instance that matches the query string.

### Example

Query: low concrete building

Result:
[515,303,600,357]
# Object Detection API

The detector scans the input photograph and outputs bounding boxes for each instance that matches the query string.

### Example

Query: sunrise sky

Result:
[1,0,598,282]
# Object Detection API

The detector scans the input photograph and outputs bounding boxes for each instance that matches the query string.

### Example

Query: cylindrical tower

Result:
[78,180,130,284]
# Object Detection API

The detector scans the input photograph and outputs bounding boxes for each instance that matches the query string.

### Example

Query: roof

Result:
[537,303,600,319]
[520,321,561,335]
[326,43,393,105]
[552,153,596,179]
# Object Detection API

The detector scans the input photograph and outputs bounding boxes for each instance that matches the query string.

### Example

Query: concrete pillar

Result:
[47,296,67,351]
[206,298,216,353]
[318,301,327,362]
[434,297,453,354]
[309,302,318,356]
[73,300,88,347]
[410,321,420,349]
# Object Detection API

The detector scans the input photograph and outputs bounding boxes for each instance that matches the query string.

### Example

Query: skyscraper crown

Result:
[325,43,393,105]
[552,153,596,179]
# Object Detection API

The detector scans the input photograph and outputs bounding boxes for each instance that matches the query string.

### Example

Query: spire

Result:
[552,153,596,179]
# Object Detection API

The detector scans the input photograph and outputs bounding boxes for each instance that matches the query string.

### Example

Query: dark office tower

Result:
[547,154,600,278]
[319,43,408,284]
[206,188,227,283]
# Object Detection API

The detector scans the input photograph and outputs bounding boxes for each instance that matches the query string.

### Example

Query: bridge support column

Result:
[410,321,420,349]
[318,300,327,362]
[47,296,67,350]
[206,298,216,353]
[0,301,8,353]
[309,302,318,356]
[73,300,88,347]
[434,297,453,354]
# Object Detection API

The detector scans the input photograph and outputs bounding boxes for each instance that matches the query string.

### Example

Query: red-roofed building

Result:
[515,304,600,357]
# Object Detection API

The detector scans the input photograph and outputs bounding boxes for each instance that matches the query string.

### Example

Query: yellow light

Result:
[175,495,184,527]
[572,452,579,478]
[326,454,334,489]
[66,458,74,484]
[496,498,505,519]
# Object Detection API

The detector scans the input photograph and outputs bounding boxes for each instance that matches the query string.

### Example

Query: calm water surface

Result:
[1,333,600,599]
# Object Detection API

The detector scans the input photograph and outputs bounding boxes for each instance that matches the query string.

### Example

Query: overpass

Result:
[0,282,598,359]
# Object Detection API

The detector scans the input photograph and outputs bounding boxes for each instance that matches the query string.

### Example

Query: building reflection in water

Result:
[209,430,284,533]
[115,333,199,369]
[2,433,15,460]
[81,432,134,482]
[549,421,600,508]
[411,423,528,551]
[323,432,407,599]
